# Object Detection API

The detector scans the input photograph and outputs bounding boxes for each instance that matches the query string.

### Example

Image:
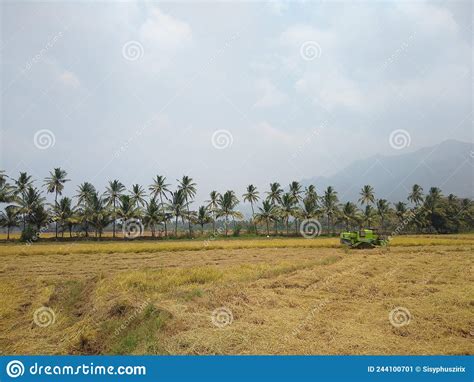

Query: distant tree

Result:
[408,184,424,206]
[243,184,260,235]
[289,181,304,234]
[44,168,69,239]
[206,191,221,234]
[341,202,358,230]
[376,199,390,232]
[217,191,242,236]
[149,175,171,237]
[196,206,212,234]
[279,193,298,235]
[167,189,188,236]
[143,199,162,238]
[178,176,197,237]
[322,186,339,235]
[255,200,277,236]
[0,206,19,240]
[104,180,125,238]
[359,185,375,206]
[129,184,147,208]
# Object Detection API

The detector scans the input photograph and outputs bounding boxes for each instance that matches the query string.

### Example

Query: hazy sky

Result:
[1,0,472,204]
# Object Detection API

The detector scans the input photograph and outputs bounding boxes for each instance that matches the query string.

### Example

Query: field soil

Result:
[0,235,472,355]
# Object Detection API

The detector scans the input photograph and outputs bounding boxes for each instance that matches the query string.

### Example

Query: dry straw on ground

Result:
[0,235,472,355]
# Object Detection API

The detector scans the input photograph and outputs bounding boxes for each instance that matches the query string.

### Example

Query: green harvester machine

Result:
[340,229,388,249]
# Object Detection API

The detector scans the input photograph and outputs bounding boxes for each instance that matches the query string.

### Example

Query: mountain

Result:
[301,140,474,203]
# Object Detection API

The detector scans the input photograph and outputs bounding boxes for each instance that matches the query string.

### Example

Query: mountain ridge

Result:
[300,140,474,203]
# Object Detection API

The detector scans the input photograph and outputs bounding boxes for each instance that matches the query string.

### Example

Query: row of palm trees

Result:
[0,168,472,240]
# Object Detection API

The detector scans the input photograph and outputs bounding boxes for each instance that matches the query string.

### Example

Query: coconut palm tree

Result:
[129,184,147,208]
[75,182,96,237]
[217,190,242,236]
[13,172,34,229]
[341,202,357,230]
[0,205,19,240]
[266,183,283,234]
[44,168,70,239]
[289,181,304,234]
[89,192,110,239]
[279,193,298,235]
[363,205,376,227]
[53,197,75,237]
[206,190,220,234]
[243,184,259,235]
[322,186,339,235]
[149,175,171,237]
[0,171,14,204]
[196,206,212,234]
[178,176,197,237]
[143,199,162,238]
[16,186,45,228]
[358,185,375,206]
[255,200,277,236]
[104,180,125,238]
[300,194,319,221]
[394,202,407,224]
[408,184,424,206]
[305,185,318,203]
[376,199,390,232]
[167,189,188,236]
[116,195,141,239]
[14,172,34,196]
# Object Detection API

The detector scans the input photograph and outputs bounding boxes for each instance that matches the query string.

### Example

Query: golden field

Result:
[0,234,473,355]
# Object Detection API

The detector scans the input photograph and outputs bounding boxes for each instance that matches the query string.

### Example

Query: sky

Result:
[1,0,472,205]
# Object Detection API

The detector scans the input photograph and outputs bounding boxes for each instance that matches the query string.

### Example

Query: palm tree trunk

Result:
[112,199,116,238]
[175,216,179,236]
[7,226,10,240]
[185,196,192,237]
[55,191,58,240]
[266,220,269,236]
[294,218,298,235]
[250,202,258,235]
[286,219,289,235]
[160,194,167,237]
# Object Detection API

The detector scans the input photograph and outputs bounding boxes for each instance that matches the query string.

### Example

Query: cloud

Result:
[139,7,192,50]
[254,79,288,108]
[58,71,81,88]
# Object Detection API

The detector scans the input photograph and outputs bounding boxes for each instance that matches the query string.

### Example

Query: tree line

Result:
[0,168,472,241]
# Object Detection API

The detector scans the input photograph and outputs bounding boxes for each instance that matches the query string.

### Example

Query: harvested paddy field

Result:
[0,235,472,355]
